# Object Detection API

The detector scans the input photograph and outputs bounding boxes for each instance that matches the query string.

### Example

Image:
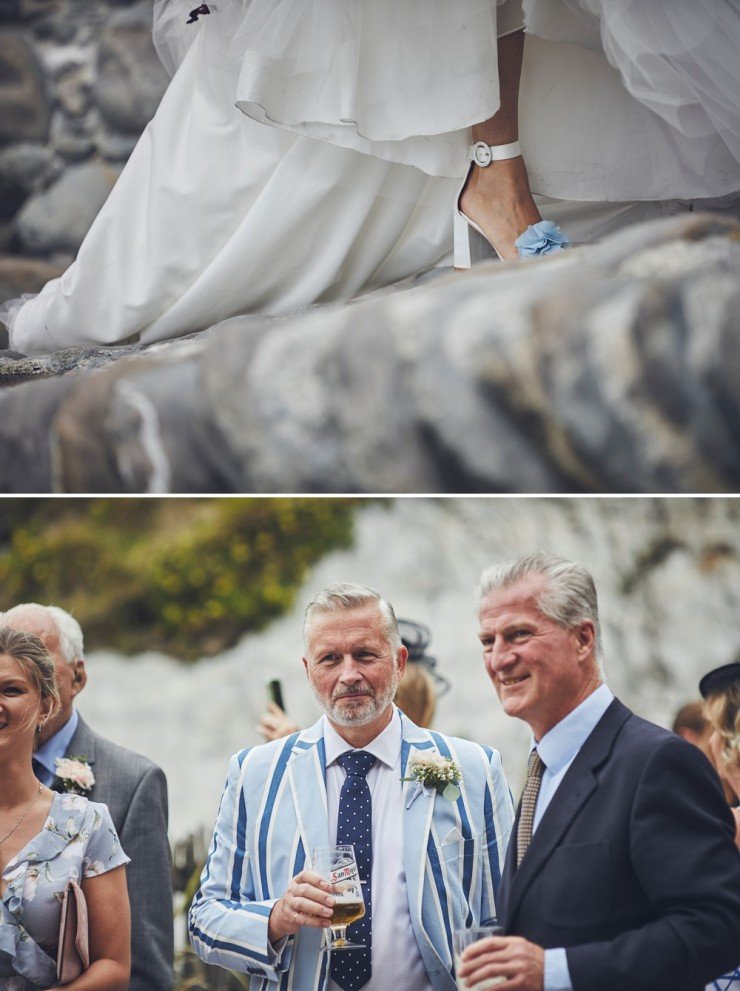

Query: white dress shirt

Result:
[323,710,433,991]
[530,683,615,991]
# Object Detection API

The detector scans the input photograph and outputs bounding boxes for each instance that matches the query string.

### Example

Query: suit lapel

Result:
[496,812,517,925]
[287,718,330,864]
[502,699,630,928]
[66,713,96,762]
[402,734,439,928]
[400,716,456,982]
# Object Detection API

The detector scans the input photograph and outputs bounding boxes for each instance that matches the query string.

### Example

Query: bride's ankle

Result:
[461,172,539,221]
[470,156,532,195]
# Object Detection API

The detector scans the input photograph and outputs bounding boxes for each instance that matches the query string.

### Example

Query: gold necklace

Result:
[0,783,44,847]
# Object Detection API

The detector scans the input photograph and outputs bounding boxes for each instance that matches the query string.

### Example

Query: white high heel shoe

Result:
[454,140,570,268]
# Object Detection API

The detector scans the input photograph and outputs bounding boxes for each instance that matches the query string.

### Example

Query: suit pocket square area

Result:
[541,841,613,928]
[441,827,464,846]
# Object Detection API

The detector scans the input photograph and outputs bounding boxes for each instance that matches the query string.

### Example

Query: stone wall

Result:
[0,0,165,340]
[1,213,738,494]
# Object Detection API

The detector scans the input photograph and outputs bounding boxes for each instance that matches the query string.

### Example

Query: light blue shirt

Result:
[33,709,79,787]
[532,684,615,991]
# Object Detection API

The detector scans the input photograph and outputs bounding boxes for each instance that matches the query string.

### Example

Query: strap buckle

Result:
[472,141,493,167]
[470,140,522,167]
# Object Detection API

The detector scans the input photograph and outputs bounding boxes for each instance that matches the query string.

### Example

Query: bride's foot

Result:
[459,155,542,261]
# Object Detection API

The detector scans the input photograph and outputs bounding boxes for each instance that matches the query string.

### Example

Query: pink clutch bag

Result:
[56,879,90,985]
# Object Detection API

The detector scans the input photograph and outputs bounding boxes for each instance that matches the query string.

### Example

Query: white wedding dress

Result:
[2,0,739,354]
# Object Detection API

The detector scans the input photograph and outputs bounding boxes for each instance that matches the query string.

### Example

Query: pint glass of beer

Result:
[312,845,366,951]
[453,925,506,989]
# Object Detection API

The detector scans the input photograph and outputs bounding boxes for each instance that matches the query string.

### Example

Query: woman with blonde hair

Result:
[700,660,740,991]
[0,627,131,991]
[700,661,740,848]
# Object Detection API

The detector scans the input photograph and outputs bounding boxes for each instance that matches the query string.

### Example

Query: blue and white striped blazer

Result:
[189,709,514,991]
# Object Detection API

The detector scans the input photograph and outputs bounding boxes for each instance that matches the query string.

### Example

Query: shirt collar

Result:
[323,706,402,771]
[34,708,79,778]
[535,684,614,774]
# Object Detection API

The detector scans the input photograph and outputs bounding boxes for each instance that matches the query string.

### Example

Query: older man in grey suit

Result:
[3,602,174,991]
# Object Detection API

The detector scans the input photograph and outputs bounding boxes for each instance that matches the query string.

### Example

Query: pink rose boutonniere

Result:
[54,755,95,795]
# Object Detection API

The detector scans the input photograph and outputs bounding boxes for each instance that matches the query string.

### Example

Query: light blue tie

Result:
[331,750,375,991]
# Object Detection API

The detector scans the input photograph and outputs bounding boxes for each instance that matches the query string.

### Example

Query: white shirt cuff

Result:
[267,934,290,965]
[544,947,573,991]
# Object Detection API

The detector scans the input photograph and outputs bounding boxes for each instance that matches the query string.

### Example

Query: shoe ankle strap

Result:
[469,140,521,167]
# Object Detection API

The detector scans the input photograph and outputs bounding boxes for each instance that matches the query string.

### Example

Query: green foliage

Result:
[0,499,358,660]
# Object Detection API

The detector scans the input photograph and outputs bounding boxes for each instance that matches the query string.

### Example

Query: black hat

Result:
[397,618,450,697]
[699,661,740,699]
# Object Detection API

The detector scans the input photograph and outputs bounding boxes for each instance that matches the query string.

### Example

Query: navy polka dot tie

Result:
[331,750,375,991]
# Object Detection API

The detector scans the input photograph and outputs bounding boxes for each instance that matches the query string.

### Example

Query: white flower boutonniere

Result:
[55,755,95,795]
[402,752,462,808]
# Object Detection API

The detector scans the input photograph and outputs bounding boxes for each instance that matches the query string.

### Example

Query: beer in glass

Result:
[312,845,366,951]
[453,925,506,989]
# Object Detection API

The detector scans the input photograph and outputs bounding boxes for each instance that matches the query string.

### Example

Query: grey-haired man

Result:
[459,552,740,991]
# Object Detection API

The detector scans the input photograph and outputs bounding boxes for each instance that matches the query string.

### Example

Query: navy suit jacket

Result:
[498,698,740,991]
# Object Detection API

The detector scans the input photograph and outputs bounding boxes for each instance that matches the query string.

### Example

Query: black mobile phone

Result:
[266,678,285,712]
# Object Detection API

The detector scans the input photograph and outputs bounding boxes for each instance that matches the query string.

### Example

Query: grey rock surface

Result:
[15,158,122,253]
[94,2,169,133]
[56,62,93,118]
[95,127,138,162]
[0,143,64,194]
[0,213,739,494]
[48,107,97,162]
[0,254,65,295]
[0,32,50,145]
[0,142,63,220]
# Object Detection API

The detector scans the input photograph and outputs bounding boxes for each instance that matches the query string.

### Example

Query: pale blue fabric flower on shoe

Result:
[515,220,571,257]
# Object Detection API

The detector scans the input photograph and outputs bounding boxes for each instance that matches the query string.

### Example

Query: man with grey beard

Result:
[190,582,514,991]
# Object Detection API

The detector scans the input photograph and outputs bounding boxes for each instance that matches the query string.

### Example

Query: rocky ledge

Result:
[1,212,739,494]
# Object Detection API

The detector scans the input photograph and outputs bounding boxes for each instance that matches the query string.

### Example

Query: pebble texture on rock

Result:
[0,213,738,494]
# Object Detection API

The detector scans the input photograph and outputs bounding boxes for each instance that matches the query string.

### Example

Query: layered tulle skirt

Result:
[153,0,529,178]
[153,0,740,193]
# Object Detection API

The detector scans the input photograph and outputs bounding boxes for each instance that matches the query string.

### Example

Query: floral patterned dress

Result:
[0,793,130,991]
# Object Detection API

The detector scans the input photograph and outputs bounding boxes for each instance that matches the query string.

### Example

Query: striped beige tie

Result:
[516,749,546,867]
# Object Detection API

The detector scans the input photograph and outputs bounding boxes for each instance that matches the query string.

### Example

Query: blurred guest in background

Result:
[2,603,174,991]
[700,661,740,845]
[258,617,446,740]
[673,700,713,749]
[673,699,736,805]
[700,661,740,991]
